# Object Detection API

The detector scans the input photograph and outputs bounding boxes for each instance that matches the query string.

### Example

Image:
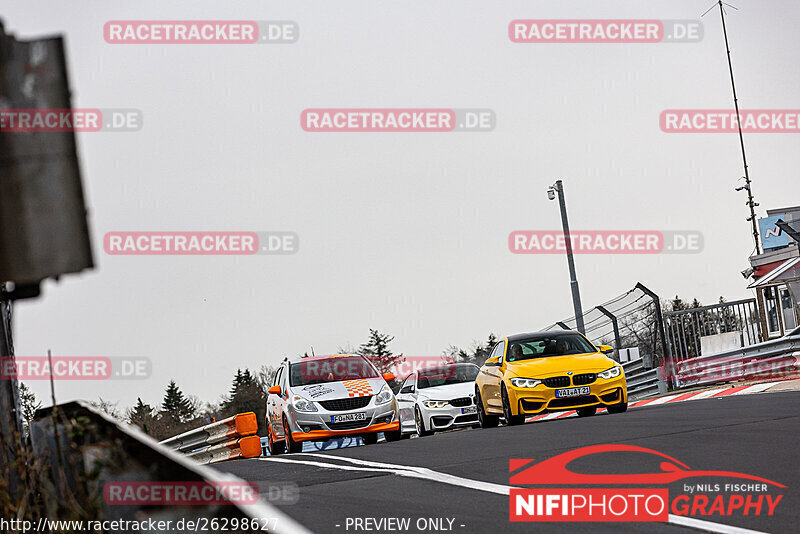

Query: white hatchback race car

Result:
[396,363,480,437]
[265,354,402,454]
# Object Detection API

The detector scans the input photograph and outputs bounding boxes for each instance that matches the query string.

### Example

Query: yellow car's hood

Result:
[506,352,616,378]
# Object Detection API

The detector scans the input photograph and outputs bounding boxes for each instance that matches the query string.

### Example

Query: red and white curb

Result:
[526,381,783,423]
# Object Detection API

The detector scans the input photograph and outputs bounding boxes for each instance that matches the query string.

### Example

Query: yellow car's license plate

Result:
[555,386,590,398]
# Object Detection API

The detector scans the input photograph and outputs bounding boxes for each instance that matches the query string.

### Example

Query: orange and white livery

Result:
[265,354,403,454]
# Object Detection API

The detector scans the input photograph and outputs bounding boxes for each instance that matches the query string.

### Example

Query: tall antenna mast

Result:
[704,1,761,254]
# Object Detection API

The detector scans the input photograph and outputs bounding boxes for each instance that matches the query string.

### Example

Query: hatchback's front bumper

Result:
[286,398,399,442]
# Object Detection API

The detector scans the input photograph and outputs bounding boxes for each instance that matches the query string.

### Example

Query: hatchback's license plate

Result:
[461,405,477,414]
[555,386,590,398]
[330,412,367,424]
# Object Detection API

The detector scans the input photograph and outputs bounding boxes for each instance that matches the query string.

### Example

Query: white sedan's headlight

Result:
[292,395,318,412]
[422,400,449,409]
[375,384,393,405]
[509,378,542,388]
[598,366,622,380]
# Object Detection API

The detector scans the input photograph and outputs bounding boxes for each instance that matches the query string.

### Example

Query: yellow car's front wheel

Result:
[501,385,526,426]
[607,401,628,414]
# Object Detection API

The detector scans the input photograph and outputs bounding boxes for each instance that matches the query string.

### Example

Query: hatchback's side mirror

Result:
[383,372,396,382]
[597,345,614,355]
[268,385,281,395]
[484,356,501,367]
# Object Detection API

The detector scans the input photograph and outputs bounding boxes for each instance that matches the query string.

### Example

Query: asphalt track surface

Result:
[217,391,799,534]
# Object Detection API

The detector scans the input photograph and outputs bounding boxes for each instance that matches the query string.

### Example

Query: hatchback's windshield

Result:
[289,356,378,386]
[418,363,479,388]
[506,334,597,362]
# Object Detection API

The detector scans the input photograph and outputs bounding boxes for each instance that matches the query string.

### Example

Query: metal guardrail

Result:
[30,401,309,534]
[668,334,800,388]
[624,358,666,400]
[160,412,262,464]
[664,298,761,361]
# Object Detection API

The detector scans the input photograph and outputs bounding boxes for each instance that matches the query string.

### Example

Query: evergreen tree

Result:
[221,368,267,436]
[127,397,155,434]
[358,329,404,374]
[160,380,195,423]
[445,333,497,365]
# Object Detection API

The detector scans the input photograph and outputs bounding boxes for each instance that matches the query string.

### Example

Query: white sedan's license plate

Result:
[555,386,590,398]
[330,412,367,424]
[461,405,477,415]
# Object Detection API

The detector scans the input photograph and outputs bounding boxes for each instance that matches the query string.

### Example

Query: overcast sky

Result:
[2,0,798,410]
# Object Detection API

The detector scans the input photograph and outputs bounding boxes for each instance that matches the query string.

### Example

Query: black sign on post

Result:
[0,22,94,299]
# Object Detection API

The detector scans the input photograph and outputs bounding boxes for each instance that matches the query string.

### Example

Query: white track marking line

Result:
[644,395,676,406]
[730,383,774,395]
[688,388,726,400]
[257,456,395,473]
[259,454,512,495]
[265,454,768,533]
[668,513,769,534]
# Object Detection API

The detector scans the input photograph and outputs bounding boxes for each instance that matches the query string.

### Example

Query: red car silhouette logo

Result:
[510,444,785,487]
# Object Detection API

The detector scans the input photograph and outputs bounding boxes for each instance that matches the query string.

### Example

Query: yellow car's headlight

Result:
[598,366,622,380]
[509,378,542,388]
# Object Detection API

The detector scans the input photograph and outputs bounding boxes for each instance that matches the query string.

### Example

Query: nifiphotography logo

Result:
[509,444,784,522]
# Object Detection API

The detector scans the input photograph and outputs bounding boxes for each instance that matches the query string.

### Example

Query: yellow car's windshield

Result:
[507,333,596,362]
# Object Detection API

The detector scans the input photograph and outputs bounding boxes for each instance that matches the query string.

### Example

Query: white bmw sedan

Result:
[396,363,481,437]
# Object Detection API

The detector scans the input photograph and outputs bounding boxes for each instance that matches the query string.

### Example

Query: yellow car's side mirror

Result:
[484,356,501,367]
[597,345,614,355]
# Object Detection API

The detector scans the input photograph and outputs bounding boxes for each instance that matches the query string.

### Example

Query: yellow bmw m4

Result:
[474,331,627,427]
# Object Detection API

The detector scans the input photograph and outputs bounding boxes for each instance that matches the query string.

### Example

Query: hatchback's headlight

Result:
[509,378,542,388]
[292,395,318,412]
[422,400,449,409]
[598,366,622,380]
[375,385,393,405]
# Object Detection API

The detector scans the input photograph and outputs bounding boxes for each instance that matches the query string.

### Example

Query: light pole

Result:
[704,0,761,254]
[548,180,585,334]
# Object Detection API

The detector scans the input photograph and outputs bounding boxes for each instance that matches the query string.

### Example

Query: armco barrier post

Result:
[635,282,670,367]
[160,412,260,463]
[595,305,622,362]
[188,435,263,464]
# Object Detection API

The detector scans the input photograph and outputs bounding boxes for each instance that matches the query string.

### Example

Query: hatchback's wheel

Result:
[415,407,434,437]
[283,418,303,453]
[384,428,404,441]
[267,424,285,456]
[576,406,597,417]
[501,386,526,426]
[362,433,378,445]
[607,401,628,414]
[476,388,500,428]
